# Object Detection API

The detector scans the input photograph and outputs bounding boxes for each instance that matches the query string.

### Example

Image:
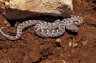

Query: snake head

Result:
[71,15,84,26]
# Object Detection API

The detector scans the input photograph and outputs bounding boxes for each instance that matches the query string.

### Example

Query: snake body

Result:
[0,16,83,40]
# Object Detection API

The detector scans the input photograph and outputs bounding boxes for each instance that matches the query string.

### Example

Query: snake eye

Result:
[73,20,82,26]
[73,21,79,24]
[73,20,78,24]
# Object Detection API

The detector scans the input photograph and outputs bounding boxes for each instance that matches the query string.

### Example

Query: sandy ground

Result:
[0,0,96,63]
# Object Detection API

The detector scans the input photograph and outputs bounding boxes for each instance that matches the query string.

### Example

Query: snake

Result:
[0,15,83,40]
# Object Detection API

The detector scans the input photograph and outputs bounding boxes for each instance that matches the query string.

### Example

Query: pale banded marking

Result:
[0,20,38,40]
[0,16,83,40]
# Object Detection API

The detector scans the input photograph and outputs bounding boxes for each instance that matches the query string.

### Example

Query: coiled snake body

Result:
[0,16,83,40]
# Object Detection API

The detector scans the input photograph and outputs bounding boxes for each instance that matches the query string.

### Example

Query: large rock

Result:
[0,0,73,20]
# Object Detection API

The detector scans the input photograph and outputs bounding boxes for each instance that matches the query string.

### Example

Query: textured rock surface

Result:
[0,0,73,20]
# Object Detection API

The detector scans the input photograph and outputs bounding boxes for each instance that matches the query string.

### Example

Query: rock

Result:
[0,0,73,20]
[81,40,88,46]
[69,42,78,47]
[56,38,62,43]
[72,42,78,47]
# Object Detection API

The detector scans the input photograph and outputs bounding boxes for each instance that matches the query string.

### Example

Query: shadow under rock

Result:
[2,8,67,26]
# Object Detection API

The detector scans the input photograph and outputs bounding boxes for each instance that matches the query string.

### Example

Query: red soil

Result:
[0,0,96,63]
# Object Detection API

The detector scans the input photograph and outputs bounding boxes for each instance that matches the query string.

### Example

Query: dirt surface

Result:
[0,0,96,63]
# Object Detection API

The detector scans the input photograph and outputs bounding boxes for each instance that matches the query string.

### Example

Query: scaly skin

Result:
[0,15,83,40]
[0,20,39,40]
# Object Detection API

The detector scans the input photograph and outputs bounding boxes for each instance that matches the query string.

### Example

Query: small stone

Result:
[8,60,12,63]
[56,38,62,43]
[69,42,78,47]
[69,42,72,47]
[81,40,88,46]
[72,43,78,47]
